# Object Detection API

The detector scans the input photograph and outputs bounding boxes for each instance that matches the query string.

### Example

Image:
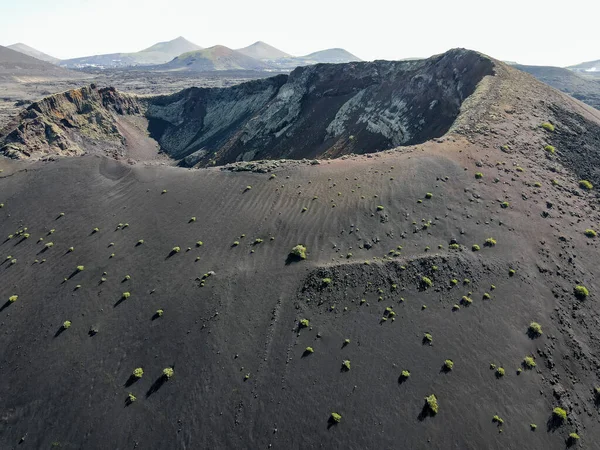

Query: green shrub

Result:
[496,367,505,377]
[534,182,542,187]
[544,145,555,154]
[472,244,480,251]
[122,292,131,299]
[172,246,181,253]
[541,122,555,132]
[492,415,504,425]
[528,322,543,336]
[163,367,174,378]
[92,227,99,233]
[452,304,460,311]
[500,201,509,208]
[133,368,144,378]
[574,285,589,299]
[76,265,84,272]
[482,293,490,300]
[344,338,351,345]
[475,172,483,179]
[425,192,433,199]
[63,320,71,329]
[516,166,524,172]
[128,393,137,403]
[444,359,454,371]
[124,275,131,281]
[330,412,342,423]
[162,189,167,194]
[451,279,458,285]
[299,319,310,328]
[305,346,314,354]
[424,333,433,343]
[137,239,144,245]
[584,229,597,237]
[45,242,54,248]
[485,238,496,247]
[424,394,438,414]
[449,243,460,249]
[568,432,580,441]
[8,295,18,303]
[553,407,567,421]
[530,424,537,430]
[523,356,536,369]
[156,309,164,317]
[401,370,410,379]
[232,241,239,246]
[68,247,74,252]
[461,296,473,306]
[579,180,593,190]
[421,276,433,288]
[290,245,307,259]
[245,185,252,191]
[509,269,516,276]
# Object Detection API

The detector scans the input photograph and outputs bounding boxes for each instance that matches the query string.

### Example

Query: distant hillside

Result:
[515,64,600,110]
[568,59,600,76]
[162,45,272,72]
[60,37,202,68]
[7,43,59,64]
[236,41,291,60]
[0,45,80,81]
[272,48,362,69]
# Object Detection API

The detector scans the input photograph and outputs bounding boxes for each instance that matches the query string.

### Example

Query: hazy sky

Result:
[1,0,598,66]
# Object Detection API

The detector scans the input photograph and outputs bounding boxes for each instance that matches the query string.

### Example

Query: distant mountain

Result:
[568,59,600,75]
[515,64,600,110]
[7,43,59,64]
[0,45,81,80]
[271,48,362,70]
[162,45,272,71]
[236,41,291,60]
[60,37,202,68]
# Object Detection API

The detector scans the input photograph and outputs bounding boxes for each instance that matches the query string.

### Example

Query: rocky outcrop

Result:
[0,85,143,158]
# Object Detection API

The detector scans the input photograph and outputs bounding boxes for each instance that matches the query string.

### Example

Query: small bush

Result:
[330,412,342,423]
[68,247,74,253]
[163,367,174,379]
[122,292,131,299]
[544,145,555,154]
[574,285,589,299]
[232,241,239,246]
[485,238,496,247]
[299,319,310,328]
[492,415,504,425]
[425,193,433,199]
[523,356,536,369]
[305,346,314,354]
[156,309,164,317]
[76,265,84,272]
[8,295,18,303]
[508,269,516,277]
[424,332,433,343]
[472,244,480,251]
[290,245,307,259]
[500,201,509,208]
[528,322,543,336]
[452,304,460,311]
[92,227,99,233]
[137,239,144,245]
[584,229,597,237]
[421,276,433,288]
[401,370,410,379]
[449,243,460,249]
[444,359,454,371]
[63,320,71,329]
[172,246,181,253]
[461,296,472,306]
[541,122,555,132]
[475,172,483,179]
[553,407,567,421]
[342,360,351,371]
[128,393,137,403]
[579,180,593,190]
[530,424,537,431]
[45,242,54,248]
[568,432,580,442]
[133,368,144,378]
[496,367,505,377]
[196,241,203,247]
[424,394,438,414]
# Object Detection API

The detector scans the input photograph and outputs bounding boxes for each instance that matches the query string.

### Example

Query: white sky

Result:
[1,0,598,66]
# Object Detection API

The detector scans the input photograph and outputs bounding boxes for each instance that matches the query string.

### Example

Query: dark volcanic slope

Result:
[1,49,494,166]
[515,64,600,110]
[1,47,600,450]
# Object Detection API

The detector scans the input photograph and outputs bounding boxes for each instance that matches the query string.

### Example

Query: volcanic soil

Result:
[0,52,599,450]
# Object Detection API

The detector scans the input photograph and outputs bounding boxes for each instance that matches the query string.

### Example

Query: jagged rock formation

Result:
[0,49,494,165]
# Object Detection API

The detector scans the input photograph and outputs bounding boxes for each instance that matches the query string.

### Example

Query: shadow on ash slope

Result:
[0,49,494,166]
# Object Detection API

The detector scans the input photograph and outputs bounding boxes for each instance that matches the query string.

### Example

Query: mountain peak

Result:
[236,41,291,60]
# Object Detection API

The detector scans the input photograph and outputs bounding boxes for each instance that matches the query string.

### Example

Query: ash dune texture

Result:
[1,47,600,450]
